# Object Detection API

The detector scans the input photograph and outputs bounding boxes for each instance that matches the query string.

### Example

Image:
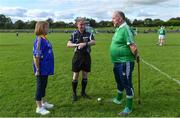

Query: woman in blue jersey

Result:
[33,21,54,115]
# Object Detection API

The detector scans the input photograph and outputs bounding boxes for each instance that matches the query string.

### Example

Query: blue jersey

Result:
[33,36,54,76]
[69,30,95,53]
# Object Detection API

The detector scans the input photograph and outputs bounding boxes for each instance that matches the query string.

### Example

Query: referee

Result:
[67,17,96,101]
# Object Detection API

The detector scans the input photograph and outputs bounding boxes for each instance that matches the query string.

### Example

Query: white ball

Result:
[97,97,102,101]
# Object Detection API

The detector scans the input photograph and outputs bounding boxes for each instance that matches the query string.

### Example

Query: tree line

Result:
[0,14,180,29]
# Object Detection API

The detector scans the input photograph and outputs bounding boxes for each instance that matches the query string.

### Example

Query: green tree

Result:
[14,20,25,29]
[53,21,67,28]
[144,18,153,26]
[125,17,132,26]
[86,18,97,27]
[46,18,53,27]
[132,19,144,27]
[0,14,13,29]
[153,19,164,26]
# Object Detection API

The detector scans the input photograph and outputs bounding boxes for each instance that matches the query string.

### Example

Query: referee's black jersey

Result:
[69,30,95,53]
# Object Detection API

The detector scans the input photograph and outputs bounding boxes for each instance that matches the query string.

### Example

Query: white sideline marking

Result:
[141,58,180,85]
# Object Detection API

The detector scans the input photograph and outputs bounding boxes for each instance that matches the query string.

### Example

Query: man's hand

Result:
[136,54,140,63]
[67,41,79,48]
[78,43,86,49]
[129,43,138,56]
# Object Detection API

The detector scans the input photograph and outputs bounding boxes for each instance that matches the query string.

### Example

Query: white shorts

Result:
[159,35,165,40]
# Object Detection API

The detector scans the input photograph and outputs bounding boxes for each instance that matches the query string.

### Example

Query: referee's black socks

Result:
[72,80,78,95]
[81,78,87,95]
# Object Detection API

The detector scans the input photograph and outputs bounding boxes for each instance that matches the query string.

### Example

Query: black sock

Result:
[81,78,87,94]
[72,80,78,95]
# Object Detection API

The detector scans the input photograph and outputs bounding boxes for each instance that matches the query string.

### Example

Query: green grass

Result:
[0,32,180,117]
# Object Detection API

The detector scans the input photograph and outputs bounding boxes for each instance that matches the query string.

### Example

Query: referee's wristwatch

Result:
[74,44,78,47]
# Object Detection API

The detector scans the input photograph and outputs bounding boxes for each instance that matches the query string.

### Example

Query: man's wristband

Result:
[73,44,77,47]
[86,42,88,46]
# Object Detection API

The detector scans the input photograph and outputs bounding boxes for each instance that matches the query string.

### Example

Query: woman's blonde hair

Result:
[34,21,49,35]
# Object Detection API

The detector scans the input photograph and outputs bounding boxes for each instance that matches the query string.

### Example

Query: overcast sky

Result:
[0,0,180,23]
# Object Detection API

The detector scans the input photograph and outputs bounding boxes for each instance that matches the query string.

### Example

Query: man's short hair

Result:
[114,11,126,20]
[75,17,85,23]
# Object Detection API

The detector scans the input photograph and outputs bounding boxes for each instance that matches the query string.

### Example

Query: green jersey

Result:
[110,22,135,63]
[130,26,137,36]
[158,28,165,35]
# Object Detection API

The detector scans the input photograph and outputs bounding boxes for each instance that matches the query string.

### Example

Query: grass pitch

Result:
[0,32,179,117]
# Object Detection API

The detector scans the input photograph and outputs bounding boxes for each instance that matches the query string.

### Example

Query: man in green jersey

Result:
[110,11,138,116]
[158,26,166,46]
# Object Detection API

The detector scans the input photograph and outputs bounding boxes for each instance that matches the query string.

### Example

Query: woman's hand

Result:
[35,70,40,76]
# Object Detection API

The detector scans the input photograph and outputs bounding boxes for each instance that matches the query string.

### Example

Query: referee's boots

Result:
[81,78,91,99]
[72,80,78,101]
